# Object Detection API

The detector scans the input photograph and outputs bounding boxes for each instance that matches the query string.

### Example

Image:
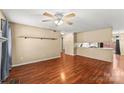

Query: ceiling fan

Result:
[42,11,76,26]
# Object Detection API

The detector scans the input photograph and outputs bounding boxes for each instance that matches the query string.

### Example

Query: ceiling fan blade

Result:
[43,12,54,18]
[64,13,76,18]
[65,21,73,25]
[67,22,73,25]
[42,19,52,22]
[63,18,73,25]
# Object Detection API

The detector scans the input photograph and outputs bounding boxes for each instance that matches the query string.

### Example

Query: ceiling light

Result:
[61,32,64,35]
[54,20,63,25]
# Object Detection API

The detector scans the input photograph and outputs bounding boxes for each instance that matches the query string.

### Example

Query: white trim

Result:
[76,54,112,62]
[64,53,75,56]
[12,56,61,67]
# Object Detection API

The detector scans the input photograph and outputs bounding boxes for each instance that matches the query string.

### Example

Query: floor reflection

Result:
[60,72,66,82]
[111,54,124,83]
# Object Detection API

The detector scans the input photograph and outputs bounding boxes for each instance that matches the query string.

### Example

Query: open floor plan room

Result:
[0,9,124,84]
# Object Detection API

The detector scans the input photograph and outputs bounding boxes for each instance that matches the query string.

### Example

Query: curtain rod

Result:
[18,36,57,40]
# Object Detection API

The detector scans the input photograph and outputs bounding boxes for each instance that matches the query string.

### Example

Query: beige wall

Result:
[63,33,74,55]
[11,23,61,66]
[77,28,112,42]
[120,33,124,55]
[76,27,113,62]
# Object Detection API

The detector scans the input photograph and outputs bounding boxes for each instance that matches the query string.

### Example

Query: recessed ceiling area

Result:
[2,9,124,33]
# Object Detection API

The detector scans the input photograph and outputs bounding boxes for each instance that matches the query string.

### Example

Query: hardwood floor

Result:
[4,54,124,84]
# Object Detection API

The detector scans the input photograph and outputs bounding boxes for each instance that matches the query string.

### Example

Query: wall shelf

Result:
[18,36,57,40]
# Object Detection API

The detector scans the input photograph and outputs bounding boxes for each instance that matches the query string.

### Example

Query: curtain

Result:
[8,23,12,70]
[1,20,12,81]
[115,39,121,55]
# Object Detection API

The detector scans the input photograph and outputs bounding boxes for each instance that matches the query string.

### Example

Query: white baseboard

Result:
[12,56,61,67]
[76,54,112,62]
[64,53,75,56]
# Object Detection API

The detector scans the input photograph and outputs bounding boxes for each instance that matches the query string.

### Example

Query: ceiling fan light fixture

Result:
[54,20,63,25]
[61,32,64,35]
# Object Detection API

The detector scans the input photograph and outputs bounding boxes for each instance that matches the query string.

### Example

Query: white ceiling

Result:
[2,9,124,33]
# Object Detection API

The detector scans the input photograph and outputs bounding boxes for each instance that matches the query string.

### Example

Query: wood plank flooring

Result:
[4,54,124,84]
